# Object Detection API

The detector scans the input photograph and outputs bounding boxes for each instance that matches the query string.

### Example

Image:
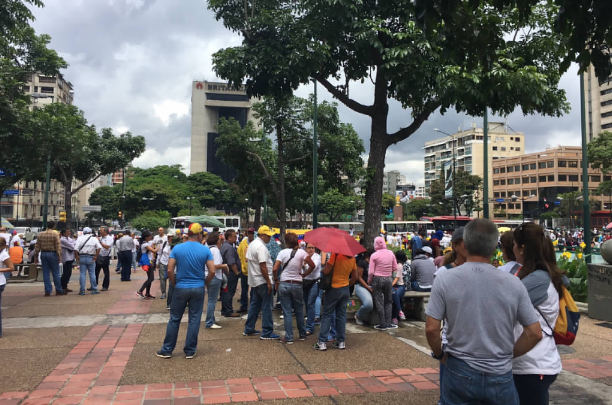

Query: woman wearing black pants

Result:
[136,231,158,299]
[60,229,76,292]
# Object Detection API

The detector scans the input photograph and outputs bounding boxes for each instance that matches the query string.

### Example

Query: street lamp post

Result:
[186,197,196,216]
[312,78,319,229]
[142,197,153,211]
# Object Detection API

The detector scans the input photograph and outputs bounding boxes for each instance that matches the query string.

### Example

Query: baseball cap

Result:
[247,227,256,233]
[422,246,433,255]
[188,223,203,234]
[451,227,464,242]
[83,227,92,234]
[257,225,275,236]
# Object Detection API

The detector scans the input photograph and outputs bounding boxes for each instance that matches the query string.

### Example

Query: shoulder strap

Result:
[79,236,93,254]
[284,248,298,268]
[510,263,521,276]
[536,308,555,337]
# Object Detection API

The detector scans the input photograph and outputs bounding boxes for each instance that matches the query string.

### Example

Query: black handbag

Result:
[319,253,336,291]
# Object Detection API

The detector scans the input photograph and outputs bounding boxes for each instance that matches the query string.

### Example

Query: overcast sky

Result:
[31,0,583,186]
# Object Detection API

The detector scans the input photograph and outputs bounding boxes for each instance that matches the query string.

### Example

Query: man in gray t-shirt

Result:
[425,219,542,404]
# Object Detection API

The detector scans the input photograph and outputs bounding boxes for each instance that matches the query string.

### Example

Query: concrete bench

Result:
[6,263,40,283]
[349,290,431,324]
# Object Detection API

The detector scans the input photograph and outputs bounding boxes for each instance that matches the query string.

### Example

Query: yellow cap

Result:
[257,225,275,236]
[188,223,203,234]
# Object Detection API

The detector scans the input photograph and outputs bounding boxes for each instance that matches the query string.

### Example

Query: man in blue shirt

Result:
[157,223,215,359]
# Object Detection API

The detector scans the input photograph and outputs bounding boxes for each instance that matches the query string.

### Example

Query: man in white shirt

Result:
[441,232,452,249]
[117,232,135,282]
[94,227,114,291]
[156,236,172,300]
[152,227,168,274]
[243,226,279,340]
[75,227,102,295]
[131,233,140,271]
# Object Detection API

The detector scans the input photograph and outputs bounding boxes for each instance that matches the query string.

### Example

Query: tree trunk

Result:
[363,118,388,248]
[276,121,287,247]
[253,194,262,229]
[63,179,73,230]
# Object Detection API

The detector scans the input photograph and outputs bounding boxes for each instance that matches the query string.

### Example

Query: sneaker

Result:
[56,291,67,296]
[78,290,85,296]
[209,324,222,329]
[243,330,261,336]
[65,288,73,293]
[260,333,280,340]
[237,309,248,314]
[166,306,170,310]
[280,337,294,344]
[299,335,307,341]
[185,353,195,359]
[135,291,144,298]
[354,313,364,326]
[156,351,172,359]
[145,294,155,299]
[280,315,284,319]
[387,324,399,329]
[374,325,387,331]
[392,318,398,325]
[313,341,327,351]
[91,290,100,295]
[224,313,240,318]
[333,341,346,350]
[101,288,108,292]
[399,311,406,321]
[86,288,93,291]
[160,294,166,299]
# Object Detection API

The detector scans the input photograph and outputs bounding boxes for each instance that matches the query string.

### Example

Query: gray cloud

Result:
[32,0,582,183]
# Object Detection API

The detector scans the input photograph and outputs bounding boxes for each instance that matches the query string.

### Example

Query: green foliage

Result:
[429,170,482,216]
[405,199,435,219]
[319,189,359,222]
[554,191,601,219]
[587,131,612,196]
[88,186,120,219]
[381,193,396,215]
[131,211,172,232]
[557,253,588,303]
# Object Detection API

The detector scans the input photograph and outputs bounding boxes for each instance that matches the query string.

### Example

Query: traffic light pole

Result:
[42,154,51,229]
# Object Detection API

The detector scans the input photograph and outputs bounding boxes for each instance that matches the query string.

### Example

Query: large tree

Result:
[209,0,569,246]
[32,103,146,229]
[587,131,612,196]
[0,0,67,197]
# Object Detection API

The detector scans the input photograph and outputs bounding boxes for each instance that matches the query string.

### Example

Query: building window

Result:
[558,174,567,181]
[605,176,612,181]
[493,168,499,174]
[530,163,536,170]
[507,203,514,209]
[602,111,612,118]
[501,147,506,151]
[515,203,521,209]
[516,147,521,151]
[508,179,514,185]
[492,146,498,151]
[500,180,506,185]
[515,178,521,184]
[499,167,505,173]
[507,166,513,173]
[514,165,520,172]
[530,177,536,183]
[538,162,546,169]
[548,175,554,182]
[601,88,612,96]
[539,176,546,182]
[602,123,612,130]
[494,192,500,198]
[547,161,554,168]
[569,174,579,182]
[510,137,514,140]
[602,100,612,107]
[40,86,54,94]
[515,190,522,197]
[522,164,530,171]
[501,192,506,197]
[591,175,601,182]
[558,160,567,167]
[493,180,499,186]
[568,161,578,168]
[476,135,483,140]
[510,147,514,150]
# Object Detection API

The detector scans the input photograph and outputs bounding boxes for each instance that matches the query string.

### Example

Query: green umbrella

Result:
[1,217,14,229]
[188,215,224,228]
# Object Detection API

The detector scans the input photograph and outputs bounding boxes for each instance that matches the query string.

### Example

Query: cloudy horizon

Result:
[31,0,583,187]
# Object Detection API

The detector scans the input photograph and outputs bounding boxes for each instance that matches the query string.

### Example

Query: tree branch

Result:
[71,172,103,195]
[286,154,310,163]
[386,103,440,146]
[315,76,375,116]
[245,151,279,196]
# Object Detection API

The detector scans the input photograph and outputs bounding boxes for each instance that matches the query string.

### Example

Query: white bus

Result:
[317,222,364,235]
[381,221,435,236]
[170,216,241,234]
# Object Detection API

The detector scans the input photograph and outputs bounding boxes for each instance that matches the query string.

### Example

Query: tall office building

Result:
[584,66,612,142]
[190,81,259,182]
[423,122,525,215]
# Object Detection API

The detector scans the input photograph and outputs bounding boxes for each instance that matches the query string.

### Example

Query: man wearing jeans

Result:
[74,228,102,296]
[117,233,134,282]
[243,226,279,340]
[426,219,542,405]
[236,228,255,313]
[94,227,113,291]
[157,223,215,359]
[34,221,65,296]
[220,229,241,318]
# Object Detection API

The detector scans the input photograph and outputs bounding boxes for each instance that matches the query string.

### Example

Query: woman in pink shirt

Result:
[368,237,397,331]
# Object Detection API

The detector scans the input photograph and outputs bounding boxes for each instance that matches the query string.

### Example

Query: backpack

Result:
[401,262,411,286]
[539,286,580,346]
[411,236,423,251]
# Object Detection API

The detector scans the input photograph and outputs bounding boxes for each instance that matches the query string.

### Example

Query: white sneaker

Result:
[354,313,364,326]
[399,311,406,321]
[209,324,222,329]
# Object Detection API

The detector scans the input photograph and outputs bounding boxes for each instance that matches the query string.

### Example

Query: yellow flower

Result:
[577,253,583,259]
[580,242,586,249]
[562,252,571,260]
[552,240,558,246]
[426,237,431,241]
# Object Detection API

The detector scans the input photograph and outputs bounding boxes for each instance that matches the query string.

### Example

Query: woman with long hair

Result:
[498,231,521,274]
[136,231,158,299]
[512,223,565,404]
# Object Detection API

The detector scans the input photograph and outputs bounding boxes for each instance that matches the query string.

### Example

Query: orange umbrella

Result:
[303,227,365,257]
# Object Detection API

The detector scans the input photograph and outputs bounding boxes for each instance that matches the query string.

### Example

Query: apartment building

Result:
[415,186,427,199]
[491,146,608,219]
[583,66,612,141]
[423,122,525,214]
[383,170,401,195]
[23,73,74,108]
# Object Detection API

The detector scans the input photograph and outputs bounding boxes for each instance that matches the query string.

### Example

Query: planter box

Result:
[587,263,612,322]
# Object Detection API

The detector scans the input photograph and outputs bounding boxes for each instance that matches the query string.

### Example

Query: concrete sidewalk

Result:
[0,264,611,404]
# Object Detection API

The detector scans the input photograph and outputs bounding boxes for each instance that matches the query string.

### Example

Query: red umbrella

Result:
[303,227,365,257]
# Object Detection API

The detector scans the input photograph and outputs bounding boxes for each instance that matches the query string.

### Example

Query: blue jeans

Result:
[41,251,63,294]
[239,273,249,311]
[392,285,406,319]
[244,283,274,337]
[411,281,431,292]
[442,355,519,405]
[279,282,306,340]
[316,288,336,338]
[354,284,373,320]
[79,255,97,292]
[303,281,319,333]
[160,287,205,356]
[318,286,349,343]
[205,277,222,328]
[132,251,137,270]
